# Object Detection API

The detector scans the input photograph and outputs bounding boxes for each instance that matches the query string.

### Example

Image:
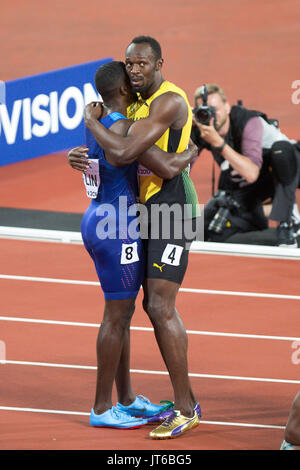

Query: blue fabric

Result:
[81,113,144,300]
[90,407,147,428]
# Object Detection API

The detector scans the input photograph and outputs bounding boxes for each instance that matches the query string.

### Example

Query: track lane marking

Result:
[1,274,300,300]
[1,360,300,385]
[0,315,299,342]
[0,405,286,430]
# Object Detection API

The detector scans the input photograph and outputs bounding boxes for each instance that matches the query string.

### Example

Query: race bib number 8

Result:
[82,159,100,199]
[121,242,139,264]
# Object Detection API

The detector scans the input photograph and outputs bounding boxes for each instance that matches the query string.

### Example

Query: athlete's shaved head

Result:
[129,36,162,61]
[94,61,128,101]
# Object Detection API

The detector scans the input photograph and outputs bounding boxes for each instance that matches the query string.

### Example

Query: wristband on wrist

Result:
[212,140,226,153]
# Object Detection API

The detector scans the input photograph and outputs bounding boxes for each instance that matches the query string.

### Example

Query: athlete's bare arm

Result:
[138,141,198,179]
[94,119,198,179]
[84,92,189,165]
[68,131,197,179]
[89,118,197,177]
[67,117,131,171]
[69,96,196,178]
[114,117,197,178]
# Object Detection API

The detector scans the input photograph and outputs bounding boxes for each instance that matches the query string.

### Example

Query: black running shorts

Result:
[142,217,199,285]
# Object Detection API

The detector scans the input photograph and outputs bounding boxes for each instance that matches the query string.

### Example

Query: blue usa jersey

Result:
[81,112,144,300]
[84,112,139,206]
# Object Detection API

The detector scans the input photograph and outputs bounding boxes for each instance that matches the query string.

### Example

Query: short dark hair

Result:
[129,35,162,61]
[94,61,127,101]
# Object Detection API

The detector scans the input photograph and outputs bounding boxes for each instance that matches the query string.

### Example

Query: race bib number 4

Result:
[82,159,100,198]
[161,244,183,266]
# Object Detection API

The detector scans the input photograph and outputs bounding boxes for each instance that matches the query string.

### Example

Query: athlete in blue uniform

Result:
[68,61,197,429]
[81,112,144,301]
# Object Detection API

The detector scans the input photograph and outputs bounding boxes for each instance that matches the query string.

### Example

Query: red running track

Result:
[1,0,300,451]
[0,238,300,450]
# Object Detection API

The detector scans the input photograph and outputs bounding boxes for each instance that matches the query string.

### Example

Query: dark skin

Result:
[69,125,197,179]
[80,82,138,415]
[69,46,197,177]
[68,71,197,416]
[77,42,198,418]
[83,44,190,166]
[284,391,300,446]
[69,108,197,179]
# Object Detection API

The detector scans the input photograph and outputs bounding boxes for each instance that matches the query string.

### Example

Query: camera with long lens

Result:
[193,84,216,126]
[208,190,241,234]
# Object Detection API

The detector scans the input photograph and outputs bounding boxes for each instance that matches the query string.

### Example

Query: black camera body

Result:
[193,84,216,126]
[208,190,241,234]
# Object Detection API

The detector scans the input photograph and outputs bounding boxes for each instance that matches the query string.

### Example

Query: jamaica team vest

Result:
[127,80,199,218]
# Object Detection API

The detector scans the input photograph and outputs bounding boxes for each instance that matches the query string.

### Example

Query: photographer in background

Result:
[190,84,300,247]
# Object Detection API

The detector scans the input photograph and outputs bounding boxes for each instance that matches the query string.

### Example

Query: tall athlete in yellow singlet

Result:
[128,80,194,203]
[82,36,201,440]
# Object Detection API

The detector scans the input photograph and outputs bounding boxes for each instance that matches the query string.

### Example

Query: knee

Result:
[102,302,135,332]
[119,308,135,330]
[143,296,174,327]
[270,141,297,185]
[100,316,129,336]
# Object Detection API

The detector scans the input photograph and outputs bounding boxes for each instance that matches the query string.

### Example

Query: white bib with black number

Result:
[121,242,139,264]
[161,244,183,266]
[82,159,100,199]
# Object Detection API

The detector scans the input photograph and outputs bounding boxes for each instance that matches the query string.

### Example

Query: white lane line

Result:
[2,360,96,369]
[1,315,300,342]
[0,406,88,416]
[0,405,285,430]
[2,360,300,385]
[1,274,300,300]
[180,287,300,300]
[198,420,285,430]
[0,274,99,286]
[0,315,100,328]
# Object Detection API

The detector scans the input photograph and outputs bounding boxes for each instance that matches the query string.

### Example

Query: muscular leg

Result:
[115,311,136,406]
[284,391,300,445]
[142,278,197,417]
[93,298,136,414]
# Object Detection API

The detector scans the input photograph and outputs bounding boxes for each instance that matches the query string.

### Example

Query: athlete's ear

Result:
[120,84,129,96]
[155,58,164,71]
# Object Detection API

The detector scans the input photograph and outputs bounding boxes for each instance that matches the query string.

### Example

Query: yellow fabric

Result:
[127,80,192,203]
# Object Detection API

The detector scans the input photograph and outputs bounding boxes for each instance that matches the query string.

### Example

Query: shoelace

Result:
[111,407,138,421]
[137,395,174,412]
[159,400,174,412]
[137,394,151,404]
[161,408,197,427]
[161,410,180,427]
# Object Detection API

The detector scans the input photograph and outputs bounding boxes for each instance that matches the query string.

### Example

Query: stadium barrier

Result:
[0,225,299,260]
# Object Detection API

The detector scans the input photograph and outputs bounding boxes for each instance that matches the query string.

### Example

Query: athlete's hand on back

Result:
[84,101,103,123]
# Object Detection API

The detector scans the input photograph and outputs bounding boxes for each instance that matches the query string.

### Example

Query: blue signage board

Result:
[0,58,112,166]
